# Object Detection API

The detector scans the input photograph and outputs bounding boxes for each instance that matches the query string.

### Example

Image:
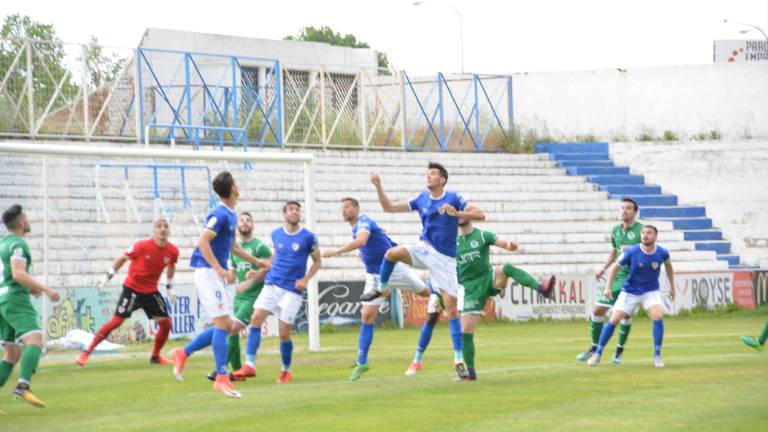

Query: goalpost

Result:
[0,141,322,352]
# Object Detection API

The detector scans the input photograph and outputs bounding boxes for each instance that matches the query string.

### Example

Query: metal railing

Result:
[1,37,514,152]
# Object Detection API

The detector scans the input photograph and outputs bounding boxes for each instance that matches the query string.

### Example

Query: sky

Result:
[3,0,768,73]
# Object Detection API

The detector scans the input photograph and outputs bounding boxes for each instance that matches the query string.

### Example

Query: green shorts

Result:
[596,277,626,307]
[0,299,42,344]
[459,275,498,314]
[232,293,259,326]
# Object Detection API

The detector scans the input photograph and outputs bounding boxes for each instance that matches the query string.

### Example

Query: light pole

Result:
[723,19,768,41]
[413,1,465,73]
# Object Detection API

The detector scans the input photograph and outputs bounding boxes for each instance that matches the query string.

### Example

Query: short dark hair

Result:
[239,212,253,220]
[2,204,23,229]
[622,197,639,212]
[428,162,448,184]
[341,197,359,208]
[283,200,301,213]
[643,224,658,234]
[212,171,235,199]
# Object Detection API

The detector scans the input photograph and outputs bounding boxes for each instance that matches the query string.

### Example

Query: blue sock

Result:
[448,318,463,361]
[357,323,374,365]
[415,321,435,362]
[595,321,617,356]
[280,340,293,371]
[246,326,261,365]
[379,258,396,286]
[183,326,215,356]
[653,320,664,356]
[212,328,229,376]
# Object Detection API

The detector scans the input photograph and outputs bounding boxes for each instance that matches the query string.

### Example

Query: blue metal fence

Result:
[136,48,283,149]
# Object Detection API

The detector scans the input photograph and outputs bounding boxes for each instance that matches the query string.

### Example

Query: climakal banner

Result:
[497,274,593,321]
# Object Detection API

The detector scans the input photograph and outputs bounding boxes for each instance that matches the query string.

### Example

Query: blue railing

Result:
[97,162,215,210]
[402,72,512,151]
[136,48,283,149]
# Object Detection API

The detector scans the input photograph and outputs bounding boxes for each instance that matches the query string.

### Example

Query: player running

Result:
[587,225,675,368]
[170,172,270,398]
[576,198,642,364]
[322,197,440,381]
[0,204,60,408]
[76,219,178,366]
[740,320,768,352]
[238,201,321,384]
[366,162,484,379]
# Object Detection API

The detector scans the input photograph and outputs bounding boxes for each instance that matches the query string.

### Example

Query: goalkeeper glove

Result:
[166,282,177,304]
[98,269,115,288]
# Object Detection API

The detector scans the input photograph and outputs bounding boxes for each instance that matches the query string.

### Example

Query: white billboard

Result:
[714,39,768,63]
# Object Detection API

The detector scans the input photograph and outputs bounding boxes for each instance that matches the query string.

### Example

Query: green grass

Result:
[2,312,767,431]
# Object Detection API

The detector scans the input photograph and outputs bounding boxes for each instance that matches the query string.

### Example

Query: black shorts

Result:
[115,285,169,319]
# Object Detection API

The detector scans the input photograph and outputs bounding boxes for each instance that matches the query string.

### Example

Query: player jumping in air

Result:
[76,219,179,366]
[366,162,485,379]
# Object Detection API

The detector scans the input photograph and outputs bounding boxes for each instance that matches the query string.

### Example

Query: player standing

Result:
[169,172,270,398]
[76,219,178,366]
[367,162,485,379]
[239,201,321,384]
[322,197,439,381]
[0,205,60,407]
[587,225,675,368]
[576,198,642,364]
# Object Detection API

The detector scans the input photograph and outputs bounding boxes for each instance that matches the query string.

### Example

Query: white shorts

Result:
[614,290,663,316]
[194,268,235,319]
[253,284,304,324]
[364,262,426,306]
[405,241,459,297]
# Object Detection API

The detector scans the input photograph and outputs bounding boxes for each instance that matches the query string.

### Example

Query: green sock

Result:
[618,322,632,347]
[227,335,241,371]
[503,263,541,292]
[759,320,768,345]
[19,345,42,383]
[462,333,475,369]
[590,319,604,346]
[0,360,14,387]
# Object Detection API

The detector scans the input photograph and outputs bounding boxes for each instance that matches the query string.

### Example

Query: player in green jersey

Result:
[456,219,555,380]
[0,205,60,408]
[576,198,642,364]
[206,212,271,381]
[740,319,768,352]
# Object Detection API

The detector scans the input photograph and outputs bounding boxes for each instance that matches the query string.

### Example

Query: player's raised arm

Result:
[99,253,130,287]
[324,230,370,258]
[443,203,485,221]
[370,172,410,213]
[10,259,59,301]
[493,238,519,252]
[664,259,675,301]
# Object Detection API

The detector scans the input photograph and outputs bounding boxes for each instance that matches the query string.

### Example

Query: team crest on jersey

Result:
[652,262,659,269]
[163,256,170,264]
[470,240,479,248]
[292,242,300,251]
[639,262,644,268]
[627,232,636,240]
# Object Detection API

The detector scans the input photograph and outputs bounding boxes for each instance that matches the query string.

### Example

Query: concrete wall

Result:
[139,28,378,74]
[513,62,768,140]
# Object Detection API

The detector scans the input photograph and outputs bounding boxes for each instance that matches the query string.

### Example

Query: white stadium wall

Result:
[513,62,768,140]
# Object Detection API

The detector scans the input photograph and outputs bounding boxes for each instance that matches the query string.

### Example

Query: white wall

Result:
[513,62,768,140]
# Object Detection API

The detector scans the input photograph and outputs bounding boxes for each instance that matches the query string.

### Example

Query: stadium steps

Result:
[535,142,744,269]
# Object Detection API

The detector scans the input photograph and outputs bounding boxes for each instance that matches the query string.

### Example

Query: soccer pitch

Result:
[2,312,767,431]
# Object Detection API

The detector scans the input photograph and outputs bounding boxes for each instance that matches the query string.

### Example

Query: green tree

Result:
[285,26,391,70]
[0,14,78,124]
[84,36,124,89]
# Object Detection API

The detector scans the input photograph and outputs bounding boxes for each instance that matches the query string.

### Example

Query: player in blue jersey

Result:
[367,162,485,379]
[240,200,321,384]
[169,172,271,398]
[587,225,676,368]
[323,197,441,381]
